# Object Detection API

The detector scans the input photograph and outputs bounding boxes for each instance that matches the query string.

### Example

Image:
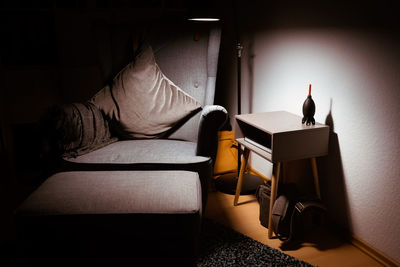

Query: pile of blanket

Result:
[40,102,117,159]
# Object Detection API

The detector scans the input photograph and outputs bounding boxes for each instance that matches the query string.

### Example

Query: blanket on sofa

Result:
[40,102,117,159]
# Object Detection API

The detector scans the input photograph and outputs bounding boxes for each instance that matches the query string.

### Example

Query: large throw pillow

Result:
[90,44,202,139]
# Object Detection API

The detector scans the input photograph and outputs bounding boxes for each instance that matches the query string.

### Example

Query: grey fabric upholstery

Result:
[62,139,212,208]
[169,27,223,142]
[15,171,202,266]
[17,171,201,215]
[93,22,223,142]
[90,44,203,140]
[153,25,224,142]
[205,28,222,105]
[65,139,206,165]
[196,105,228,164]
[44,102,118,158]
[60,23,227,209]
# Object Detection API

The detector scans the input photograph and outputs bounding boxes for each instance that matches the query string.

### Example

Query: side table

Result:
[233,111,329,238]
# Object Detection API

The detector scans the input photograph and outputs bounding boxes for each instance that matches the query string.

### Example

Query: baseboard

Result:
[248,165,399,267]
[324,220,398,266]
[349,235,399,267]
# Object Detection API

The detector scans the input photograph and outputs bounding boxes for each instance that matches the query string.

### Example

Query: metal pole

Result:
[237,42,243,175]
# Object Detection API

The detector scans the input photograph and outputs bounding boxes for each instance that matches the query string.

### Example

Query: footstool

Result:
[15,170,202,266]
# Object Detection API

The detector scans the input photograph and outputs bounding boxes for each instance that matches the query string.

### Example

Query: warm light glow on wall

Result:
[248,28,400,261]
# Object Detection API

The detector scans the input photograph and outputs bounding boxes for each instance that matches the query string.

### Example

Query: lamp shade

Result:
[187,3,220,22]
[188,17,220,22]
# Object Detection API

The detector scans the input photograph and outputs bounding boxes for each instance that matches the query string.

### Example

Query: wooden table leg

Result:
[234,147,250,206]
[311,157,321,199]
[268,162,281,239]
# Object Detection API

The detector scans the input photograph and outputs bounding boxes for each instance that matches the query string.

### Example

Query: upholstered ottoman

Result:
[15,170,202,266]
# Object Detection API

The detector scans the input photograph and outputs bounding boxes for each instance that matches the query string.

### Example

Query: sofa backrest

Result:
[94,21,221,142]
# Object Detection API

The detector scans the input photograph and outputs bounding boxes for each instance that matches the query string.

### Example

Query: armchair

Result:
[56,22,227,208]
[16,21,226,265]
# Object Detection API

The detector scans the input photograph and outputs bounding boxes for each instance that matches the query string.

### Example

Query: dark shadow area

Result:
[279,225,346,252]
[215,172,264,196]
[276,99,351,251]
[10,123,44,186]
[318,99,352,231]
[281,120,352,251]
[0,123,45,266]
[245,33,255,114]
[0,183,35,267]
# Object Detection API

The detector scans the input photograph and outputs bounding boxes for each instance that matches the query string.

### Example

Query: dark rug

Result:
[197,218,314,267]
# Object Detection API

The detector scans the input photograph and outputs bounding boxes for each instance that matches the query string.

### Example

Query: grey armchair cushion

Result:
[92,24,222,142]
[90,44,202,139]
[65,139,208,165]
[16,171,201,216]
[90,23,223,142]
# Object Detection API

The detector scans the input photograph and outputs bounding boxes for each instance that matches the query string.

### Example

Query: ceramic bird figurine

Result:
[302,84,315,125]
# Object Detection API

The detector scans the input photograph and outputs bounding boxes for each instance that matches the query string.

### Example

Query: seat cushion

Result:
[64,139,209,165]
[16,170,201,216]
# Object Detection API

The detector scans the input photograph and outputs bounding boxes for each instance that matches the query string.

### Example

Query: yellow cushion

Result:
[213,131,238,177]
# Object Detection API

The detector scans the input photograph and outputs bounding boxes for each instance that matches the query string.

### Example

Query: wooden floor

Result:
[204,191,382,267]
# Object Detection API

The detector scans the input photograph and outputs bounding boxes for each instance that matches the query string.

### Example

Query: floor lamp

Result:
[214,1,263,195]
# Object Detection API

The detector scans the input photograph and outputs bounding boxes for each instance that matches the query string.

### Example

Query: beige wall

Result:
[216,1,400,262]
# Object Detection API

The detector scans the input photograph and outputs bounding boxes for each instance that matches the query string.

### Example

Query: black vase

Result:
[302,95,315,125]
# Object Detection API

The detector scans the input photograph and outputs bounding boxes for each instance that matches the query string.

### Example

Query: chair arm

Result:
[196,105,228,163]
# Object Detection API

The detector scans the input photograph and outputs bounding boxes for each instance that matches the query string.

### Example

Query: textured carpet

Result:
[197,218,314,267]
